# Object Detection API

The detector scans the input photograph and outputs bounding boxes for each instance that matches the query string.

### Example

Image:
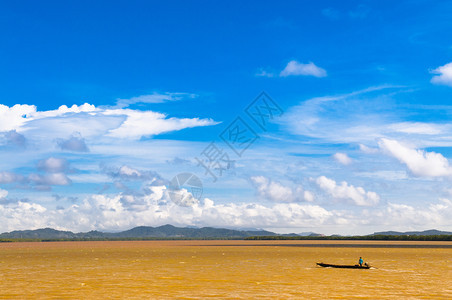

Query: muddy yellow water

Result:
[0,240,451,299]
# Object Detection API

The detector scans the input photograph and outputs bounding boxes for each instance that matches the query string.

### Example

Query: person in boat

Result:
[359,257,364,267]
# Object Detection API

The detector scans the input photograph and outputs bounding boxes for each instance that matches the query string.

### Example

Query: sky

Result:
[1,0,452,235]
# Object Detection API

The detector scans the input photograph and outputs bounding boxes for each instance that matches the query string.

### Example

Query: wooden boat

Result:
[317,262,371,269]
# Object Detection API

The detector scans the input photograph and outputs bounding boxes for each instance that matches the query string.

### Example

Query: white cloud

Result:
[316,176,380,206]
[251,176,295,202]
[0,102,219,140]
[37,157,70,173]
[119,165,141,177]
[0,188,8,199]
[388,122,445,135]
[29,173,72,186]
[0,201,48,231]
[250,176,313,202]
[33,103,97,119]
[430,62,452,87]
[0,171,24,184]
[167,187,199,207]
[116,92,197,108]
[359,144,379,154]
[303,190,314,202]
[281,86,392,143]
[357,170,408,181]
[280,60,327,77]
[101,164,163,183]
[378,138,452,177]
[257,60,326,78]
[333,152,352,165]
[0,158,72,189]
[281,85,452,146]
[0,104,36,132]
[104,109,218,139]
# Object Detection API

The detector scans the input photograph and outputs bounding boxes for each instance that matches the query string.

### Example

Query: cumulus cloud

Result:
[118,166,141,177]
[167,187,199,207]
[250,176,313,202]
[280,60,327,77]
[316,176,380,206]
[378,138,452,177]
[29,173,72,186]
[0,201,48,231]
[0,158,73,190]
[56,133,89,152]
[430,62,452,87]
[101,164,166,186]
[37,157,70,173]
[333,152,352,165]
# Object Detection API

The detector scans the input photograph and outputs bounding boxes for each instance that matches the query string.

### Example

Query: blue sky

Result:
[1,0,452,234]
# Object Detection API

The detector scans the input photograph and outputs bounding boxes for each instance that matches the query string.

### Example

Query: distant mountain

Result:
[298,232,320,236]
[2,227,450,240]
[281,233,301,237]
[307,233,324,237]
[281,232,323,237]
[372,229,452,236]
[0,225,277,240]
[0,228,78,239]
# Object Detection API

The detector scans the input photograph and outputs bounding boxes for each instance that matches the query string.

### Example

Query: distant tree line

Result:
[2,235,452,243]
[245,235,452,241]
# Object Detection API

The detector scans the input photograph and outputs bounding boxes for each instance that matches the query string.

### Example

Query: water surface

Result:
[1,240,451,299]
